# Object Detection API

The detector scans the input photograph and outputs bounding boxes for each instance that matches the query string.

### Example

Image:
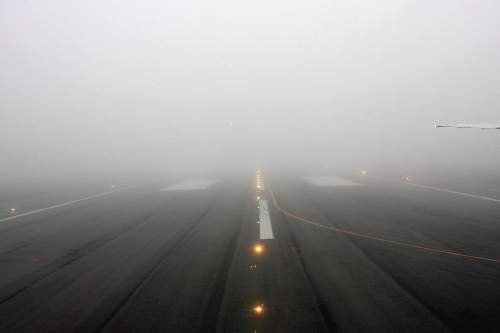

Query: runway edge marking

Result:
[0,182,152,222]
[267,181,500,263]
[367,175,500,203]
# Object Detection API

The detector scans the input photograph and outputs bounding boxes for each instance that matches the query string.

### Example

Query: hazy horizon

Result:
[2,0,500,183]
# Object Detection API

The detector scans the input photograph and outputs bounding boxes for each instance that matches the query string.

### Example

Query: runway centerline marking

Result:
[259,200,274,239]
[160,180,218,191]
[258,181,265,190]
[0,183,151,222]
[367,175,500,203]
[267,182,500,263]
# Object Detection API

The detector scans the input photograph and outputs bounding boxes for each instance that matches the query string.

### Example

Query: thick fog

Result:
[2,1,500,183]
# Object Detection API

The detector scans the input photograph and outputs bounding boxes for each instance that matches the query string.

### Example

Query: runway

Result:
[0,171,499,332]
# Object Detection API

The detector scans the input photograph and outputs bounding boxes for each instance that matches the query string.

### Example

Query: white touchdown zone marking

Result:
[259,200,274,239]
[0,183,147,222]
[161,180,218,191]
[303,177,361,187]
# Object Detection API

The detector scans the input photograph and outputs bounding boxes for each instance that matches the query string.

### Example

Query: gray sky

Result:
[1,0,500,180]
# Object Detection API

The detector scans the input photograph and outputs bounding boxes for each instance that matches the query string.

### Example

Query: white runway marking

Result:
[160,180,218,191]
[369,176,500,203]
[0,183,148,222]
[259,200,274,239]
[303,177,361,187]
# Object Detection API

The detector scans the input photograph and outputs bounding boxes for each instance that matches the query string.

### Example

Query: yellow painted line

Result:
[267,182,500,263]
[367,175,500,203]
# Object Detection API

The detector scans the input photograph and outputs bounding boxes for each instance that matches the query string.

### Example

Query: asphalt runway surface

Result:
[0,172,499,332]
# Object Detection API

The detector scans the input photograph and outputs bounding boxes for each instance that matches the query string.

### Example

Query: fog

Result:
[2,0,500,183]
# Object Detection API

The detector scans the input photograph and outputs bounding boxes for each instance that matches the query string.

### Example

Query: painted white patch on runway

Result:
[160,180,218,191]
[259,200,274,239]
[303,177,361,187]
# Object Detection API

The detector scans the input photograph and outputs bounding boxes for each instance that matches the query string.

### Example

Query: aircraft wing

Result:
[435,124,500,129]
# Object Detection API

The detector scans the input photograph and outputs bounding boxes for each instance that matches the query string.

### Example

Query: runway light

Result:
[406,177,409,180]
[362,171,366,174]
[257,196,259,199]
[11,208,15,211]
[254,306,262,313]
[31,259,39,261]
[255,245,263,253]
[113,185,115,188]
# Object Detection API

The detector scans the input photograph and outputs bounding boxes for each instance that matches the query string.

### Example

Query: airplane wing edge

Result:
[435,124,500,129]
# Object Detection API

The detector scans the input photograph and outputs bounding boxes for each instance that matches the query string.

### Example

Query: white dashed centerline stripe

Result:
[259,200,274,239]
[0,183,151,222]
[368,175,500,203]
[258,181,265,190]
